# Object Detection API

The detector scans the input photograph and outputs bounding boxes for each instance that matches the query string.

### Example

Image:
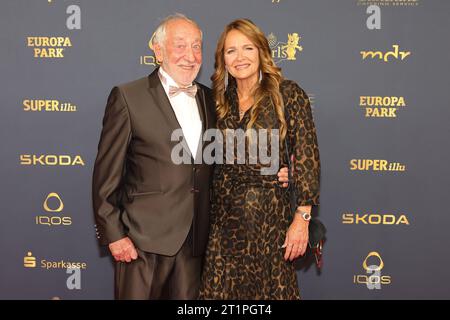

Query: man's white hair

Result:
[152,13,203,48]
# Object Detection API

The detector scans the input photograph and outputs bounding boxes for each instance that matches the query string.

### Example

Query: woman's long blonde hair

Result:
[212,19,286,140]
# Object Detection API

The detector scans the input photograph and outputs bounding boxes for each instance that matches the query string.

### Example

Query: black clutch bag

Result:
[284,132,326,269]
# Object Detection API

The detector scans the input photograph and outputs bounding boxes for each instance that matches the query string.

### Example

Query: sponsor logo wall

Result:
[1,0,449,299]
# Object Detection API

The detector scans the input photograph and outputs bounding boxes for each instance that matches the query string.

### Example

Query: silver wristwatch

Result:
[296,211,311,221]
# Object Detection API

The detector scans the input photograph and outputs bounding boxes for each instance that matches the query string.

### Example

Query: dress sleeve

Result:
[283,81,320,207]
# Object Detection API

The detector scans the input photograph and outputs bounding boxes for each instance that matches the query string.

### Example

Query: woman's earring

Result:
[224,69,229,90]
[259,70,263,83]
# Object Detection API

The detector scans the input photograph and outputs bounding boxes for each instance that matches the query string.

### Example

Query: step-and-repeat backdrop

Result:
[1,0,449,299]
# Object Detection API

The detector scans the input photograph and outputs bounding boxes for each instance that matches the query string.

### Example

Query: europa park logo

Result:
[267,32,303,64]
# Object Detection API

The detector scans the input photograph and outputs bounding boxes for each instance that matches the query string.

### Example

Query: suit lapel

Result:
[195,85,208,132]
[147,68,183,133]
[147,68,209,162]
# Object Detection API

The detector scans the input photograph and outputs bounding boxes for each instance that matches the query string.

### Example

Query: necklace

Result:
[238,101,252,119]
[238,92,253,120]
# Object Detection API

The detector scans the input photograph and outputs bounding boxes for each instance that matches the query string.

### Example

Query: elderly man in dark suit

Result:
[92,14,289,300]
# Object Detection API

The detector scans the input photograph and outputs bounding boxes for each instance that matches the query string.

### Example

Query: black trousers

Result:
[114,229,203,300]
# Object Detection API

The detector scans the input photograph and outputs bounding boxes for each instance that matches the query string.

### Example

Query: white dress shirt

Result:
[159,67,202,159]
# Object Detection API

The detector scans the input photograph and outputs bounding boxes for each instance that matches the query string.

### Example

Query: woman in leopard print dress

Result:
[199,19,320,300]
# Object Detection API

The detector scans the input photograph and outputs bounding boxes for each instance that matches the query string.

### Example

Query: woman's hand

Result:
[277,166,289,188]
[282,215,309,261]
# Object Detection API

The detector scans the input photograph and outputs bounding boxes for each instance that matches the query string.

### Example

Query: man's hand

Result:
[109,237,138,263]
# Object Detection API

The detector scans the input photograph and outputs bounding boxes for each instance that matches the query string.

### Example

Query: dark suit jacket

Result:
[92,68,215,256]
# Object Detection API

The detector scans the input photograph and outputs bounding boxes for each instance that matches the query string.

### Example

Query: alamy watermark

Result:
[171,128,281,175]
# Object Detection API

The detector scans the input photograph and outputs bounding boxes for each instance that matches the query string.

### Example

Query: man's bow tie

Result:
[168,85,198,98]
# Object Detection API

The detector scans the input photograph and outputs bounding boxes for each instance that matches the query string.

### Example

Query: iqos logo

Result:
[43,192,64,212]
[353,251,392,289]
[363,251,384,272]
[35,192,72,226]
[139,32,160,66]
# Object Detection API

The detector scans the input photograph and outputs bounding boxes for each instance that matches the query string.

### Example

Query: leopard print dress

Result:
[198,80,320,300]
